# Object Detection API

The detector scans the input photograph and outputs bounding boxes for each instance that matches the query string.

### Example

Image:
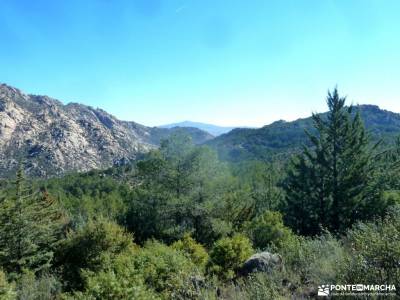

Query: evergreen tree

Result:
[126,134,232,245]
[232,161,284,217]
[362,136,400,218]
[284,88,373,235]
[0,166,64,277]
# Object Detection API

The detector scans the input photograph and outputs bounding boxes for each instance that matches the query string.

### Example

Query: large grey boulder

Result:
[238,251,283,276]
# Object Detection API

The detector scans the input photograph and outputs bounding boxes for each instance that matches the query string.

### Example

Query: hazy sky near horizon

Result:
[1,0,400,127]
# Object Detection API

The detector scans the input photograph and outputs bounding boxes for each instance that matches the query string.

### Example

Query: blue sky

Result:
[1,0,400,126]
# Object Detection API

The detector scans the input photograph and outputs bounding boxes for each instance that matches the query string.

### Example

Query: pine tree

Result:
[0,166,65,277]
[284,88,373,235]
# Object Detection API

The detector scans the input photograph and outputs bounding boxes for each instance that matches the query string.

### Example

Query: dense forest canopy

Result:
[0,89,399,299]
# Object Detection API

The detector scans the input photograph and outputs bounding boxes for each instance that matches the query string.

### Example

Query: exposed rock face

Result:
[0,84,213,178]
[238,251,283,276]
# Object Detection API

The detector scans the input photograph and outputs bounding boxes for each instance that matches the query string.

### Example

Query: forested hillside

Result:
[0,89,399,299]
[208,104,400,162]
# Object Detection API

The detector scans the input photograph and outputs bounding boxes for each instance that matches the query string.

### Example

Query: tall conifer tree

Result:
[0,165,64,277]
[285,88,373,235]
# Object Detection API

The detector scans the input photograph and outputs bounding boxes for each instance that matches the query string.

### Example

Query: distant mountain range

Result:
[159,121,251,136]
[207,105,400,162]
[0,84,212,178]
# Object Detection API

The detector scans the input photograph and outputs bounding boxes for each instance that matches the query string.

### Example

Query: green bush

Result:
[0,270,15,300]
[197,272,284,300]
[73,252,159,300]
[54,218,136,291]
[60,245,158,299]
[343,205,400,286]
[15,271,62,300]
[208,234,254,280]
[132,240,201,299]
[245,211,295,251]
[381,190,400,208]
[171,233,209,270]
[279,233,346,290]
[235,273,283,300]
[75,270,159,300]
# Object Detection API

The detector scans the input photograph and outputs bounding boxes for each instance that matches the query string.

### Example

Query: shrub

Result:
[74,270,159,300]
[381,190,400,209]
[286,233,346,285]
[171,233,209,270]
[54,218,136,291]
[0,270,15,300]
[245,211,295,251]
[342,205,400,287]
[15,271,62,300]
[236,272,283,300]
[73,252,159,300]
[60,246,159,299]
[132,240,201,299]
[208,234,254,280]
[197,272,284,300]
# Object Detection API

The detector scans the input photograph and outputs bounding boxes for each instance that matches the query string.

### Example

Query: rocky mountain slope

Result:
[0,84,212,178]
[207,105,400,162]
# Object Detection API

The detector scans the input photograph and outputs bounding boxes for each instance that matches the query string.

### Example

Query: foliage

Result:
[43,171,132,223]
[62,242,159,299]
[207,234,254,280]
[131,240,201,299]
[245,210,295,251]
[284,89,376,235]
[171,233,209,271]
[0,270,15,300]
[363,137,400,218]
[15,271,62,300]
[54,218,136,291]
[198,272,283,300]
[73,269,159,300]
[125,133,234,245]
[71,252,159,300]
[342,205,400,286]
[282,233,347,287]
[0,167,65,278]
[232,161,284,210]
